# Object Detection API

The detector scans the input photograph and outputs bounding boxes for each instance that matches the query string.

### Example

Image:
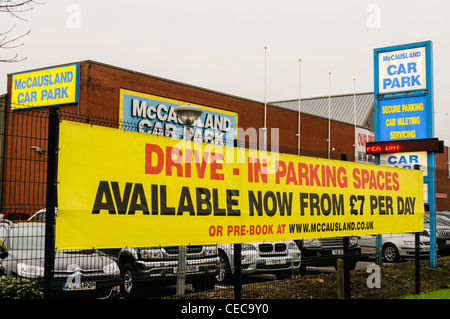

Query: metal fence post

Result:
[43,107,59,299]
[233,243,242,299]
[176,245,187,296]
[414,164,421,294]
[343,236,351,299]
[415,232,421,294]
[340,154,351,299]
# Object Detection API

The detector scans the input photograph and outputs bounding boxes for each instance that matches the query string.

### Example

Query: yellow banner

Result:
[56,121,424,250]
[11,64,79,109]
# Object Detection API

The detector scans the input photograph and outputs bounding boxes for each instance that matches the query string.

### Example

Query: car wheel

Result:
[383,244,400,263]
[121,262,141,298]
[216,251,232,284]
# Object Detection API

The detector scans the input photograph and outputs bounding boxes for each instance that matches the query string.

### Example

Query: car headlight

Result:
[349,236,358,247]
[204,245,218,256]
[287,242,301,258]
[403,240,415,246]
[140,248,163,259]
[103,262,120,275]
[241,243,257,251]
[17,263,44,279]
[287,241,299,250]
[303,238,322,248]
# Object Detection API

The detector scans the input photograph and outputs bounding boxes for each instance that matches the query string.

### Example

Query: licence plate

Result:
[174,265,199,273]
[267,259,284,265]
[63,281,96,291]
[332,250,344,255]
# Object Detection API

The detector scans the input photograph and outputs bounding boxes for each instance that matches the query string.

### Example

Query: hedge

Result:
[0,276,43,299]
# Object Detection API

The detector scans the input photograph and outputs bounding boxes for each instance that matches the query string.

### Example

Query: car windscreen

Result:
[9,225,45,250]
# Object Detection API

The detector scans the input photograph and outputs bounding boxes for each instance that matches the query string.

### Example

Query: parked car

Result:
[436,211,450,226]
[27,208,47,222]
[110,245,219,298]
[295,237,361,274]
[358,233,430,262]
[424,212,450,256]
[0,220,121,298]
[0,211,30,221]
[27,207,58,222]
[215,241,301,284]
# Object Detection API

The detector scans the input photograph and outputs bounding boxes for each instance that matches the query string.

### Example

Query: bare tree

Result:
[0,0,41,62]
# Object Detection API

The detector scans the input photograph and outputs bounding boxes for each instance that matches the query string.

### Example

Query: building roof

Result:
[270,92,374,130]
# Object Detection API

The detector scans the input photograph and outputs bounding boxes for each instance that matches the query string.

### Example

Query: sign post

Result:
[373,41,437,267]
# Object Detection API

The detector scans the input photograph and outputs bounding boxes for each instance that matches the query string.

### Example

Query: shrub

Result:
[0,276,43,299]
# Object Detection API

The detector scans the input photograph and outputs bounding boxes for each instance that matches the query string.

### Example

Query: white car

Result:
[358,233,430,262]
[216,241,301,283]
[0,221,121,298]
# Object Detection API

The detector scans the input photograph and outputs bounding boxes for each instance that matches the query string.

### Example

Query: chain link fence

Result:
[1,106,448,301]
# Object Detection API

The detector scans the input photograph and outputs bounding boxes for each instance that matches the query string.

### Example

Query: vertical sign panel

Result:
[374,41,433,141]
[374,40,436,267]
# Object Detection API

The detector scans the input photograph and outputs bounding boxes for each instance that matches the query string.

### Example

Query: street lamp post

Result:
[173,104,203,296]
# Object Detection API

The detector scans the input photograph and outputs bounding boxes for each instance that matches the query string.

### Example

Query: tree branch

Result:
[0,0,43,62]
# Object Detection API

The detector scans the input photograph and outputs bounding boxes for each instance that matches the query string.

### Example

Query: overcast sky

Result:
[1,0,449,144]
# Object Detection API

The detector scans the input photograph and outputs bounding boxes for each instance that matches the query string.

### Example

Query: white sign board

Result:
[355,127,374,163]
[378,47,426,94]
[381,151,428,203]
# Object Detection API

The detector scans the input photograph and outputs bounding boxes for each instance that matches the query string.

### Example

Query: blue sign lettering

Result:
[121,90,238,145]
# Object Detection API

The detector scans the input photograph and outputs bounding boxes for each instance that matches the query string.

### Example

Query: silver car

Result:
[358,233,430,262]
[216,241,301,283]
[423,212,450,256]
[0,221,121,298]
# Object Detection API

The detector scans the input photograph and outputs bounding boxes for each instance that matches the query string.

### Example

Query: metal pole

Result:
[374,155,383,265]
[176,245,187,296]
[43,107,59,299]
[298,58,301,156]
[343,236,350,299]
[340,154,350,299]
[376,235,383,265]
[414,164,421,294]
[328,72,331,159]
[263,46,267,151]
[233,243,242,299]
[415,232,420,294]
[428,152,437,268]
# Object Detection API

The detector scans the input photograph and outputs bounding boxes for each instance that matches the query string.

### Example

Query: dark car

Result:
[0,221,121,298]
[295,237,361,273]
[424,212,450,256]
